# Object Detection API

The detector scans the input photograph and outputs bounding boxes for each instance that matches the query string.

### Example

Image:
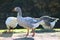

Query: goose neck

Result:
[17,11,22,17]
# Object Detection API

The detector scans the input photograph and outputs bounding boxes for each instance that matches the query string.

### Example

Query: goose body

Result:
[39,16,59,29]
[5,17,18,32]
[17,17,40,29]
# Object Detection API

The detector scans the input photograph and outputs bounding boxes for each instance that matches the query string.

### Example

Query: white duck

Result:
[13,7,41,37]
[39,16,59,29]
[5,17,18,32]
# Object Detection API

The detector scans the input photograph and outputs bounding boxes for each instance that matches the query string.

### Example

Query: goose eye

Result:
[15,8,17,10]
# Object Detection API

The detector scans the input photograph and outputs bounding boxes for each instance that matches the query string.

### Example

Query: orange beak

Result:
[12,9,15,12]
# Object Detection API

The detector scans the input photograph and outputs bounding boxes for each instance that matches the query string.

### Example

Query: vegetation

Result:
[0,0,60,29]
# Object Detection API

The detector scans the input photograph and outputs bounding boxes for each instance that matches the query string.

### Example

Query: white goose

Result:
[5,17,18,32]
[13,7,41,37]
[39,16,59,29]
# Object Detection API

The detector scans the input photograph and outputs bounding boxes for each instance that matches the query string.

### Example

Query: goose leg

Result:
[9,28,11,32]
[7,28,10,32]
[7,27,11,32]
[10,29,13,32]
[32,28,35,37]
[26,28,29,36]
[7,26,11,32]
[10,27,14,32]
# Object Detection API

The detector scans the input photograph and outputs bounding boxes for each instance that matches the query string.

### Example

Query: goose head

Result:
[13,7,22,16]
[13,7,22,12]
[56,18,59,20]
[54,18,59,22]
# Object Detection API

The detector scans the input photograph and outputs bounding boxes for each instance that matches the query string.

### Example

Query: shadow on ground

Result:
[31,29,60,33]
[14,37,34,40]
[0,31,13,37]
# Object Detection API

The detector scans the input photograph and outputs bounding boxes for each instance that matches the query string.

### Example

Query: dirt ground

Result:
[0,30,60,40]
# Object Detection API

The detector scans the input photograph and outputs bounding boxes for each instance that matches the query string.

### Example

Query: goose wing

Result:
[23,17,39,24]
[40,16,56,22]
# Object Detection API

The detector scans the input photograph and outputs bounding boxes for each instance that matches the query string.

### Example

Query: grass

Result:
[0,28,60,33]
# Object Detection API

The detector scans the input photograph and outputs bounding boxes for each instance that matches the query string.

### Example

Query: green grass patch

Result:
[0,28,60,33]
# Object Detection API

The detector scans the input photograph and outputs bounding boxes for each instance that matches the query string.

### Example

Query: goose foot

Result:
[32,28,35,37]
[26,33,29,37]
[32,34,35,37]
[26,28,29,37]
[7,27,13,32]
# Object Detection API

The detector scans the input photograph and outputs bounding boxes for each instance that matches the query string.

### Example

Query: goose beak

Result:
[12,9,15,11]
[12,7,15,11]
[57,18,59,20]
